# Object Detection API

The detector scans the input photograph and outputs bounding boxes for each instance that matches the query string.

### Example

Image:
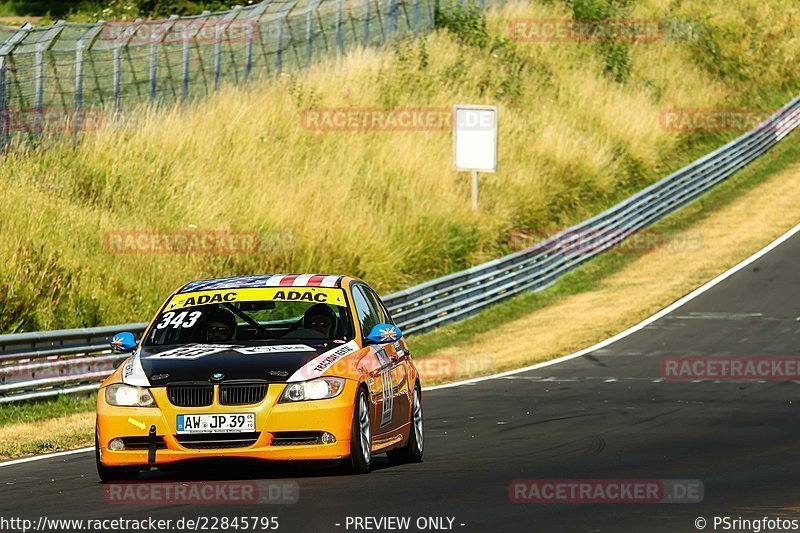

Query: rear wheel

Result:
[95,432,139,482]
[387,386,424,465]
[347,388,372,474]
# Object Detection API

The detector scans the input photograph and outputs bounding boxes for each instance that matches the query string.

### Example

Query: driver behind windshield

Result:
[302,304,337,337]
[202,306,237,342]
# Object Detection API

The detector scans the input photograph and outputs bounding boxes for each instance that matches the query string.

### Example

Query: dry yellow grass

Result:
[0,411,94,459]
[3,0,799,332]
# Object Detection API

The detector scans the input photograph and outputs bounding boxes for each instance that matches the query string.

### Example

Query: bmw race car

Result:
[96,274,423,481]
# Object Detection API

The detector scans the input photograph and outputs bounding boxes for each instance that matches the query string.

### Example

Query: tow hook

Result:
[148,425,157,463]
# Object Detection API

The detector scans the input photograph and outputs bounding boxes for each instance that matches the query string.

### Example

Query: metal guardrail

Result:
[1,98,799,402]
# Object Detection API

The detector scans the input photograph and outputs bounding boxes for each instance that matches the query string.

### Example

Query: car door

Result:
[359,285,410,433]
[351,284,406,435]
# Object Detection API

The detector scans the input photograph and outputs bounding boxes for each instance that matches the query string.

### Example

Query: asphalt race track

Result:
[2,227,800,533]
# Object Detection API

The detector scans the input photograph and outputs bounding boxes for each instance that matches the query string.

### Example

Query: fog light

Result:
[320,432,336,444]
[108,438,125,451]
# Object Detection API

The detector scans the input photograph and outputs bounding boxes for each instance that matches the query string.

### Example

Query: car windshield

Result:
[143,287,353,346]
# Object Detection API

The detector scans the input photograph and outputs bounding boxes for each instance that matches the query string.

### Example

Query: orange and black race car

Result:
[96,274,423,481]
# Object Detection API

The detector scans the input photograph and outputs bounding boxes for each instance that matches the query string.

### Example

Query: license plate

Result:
[176,413,255,433]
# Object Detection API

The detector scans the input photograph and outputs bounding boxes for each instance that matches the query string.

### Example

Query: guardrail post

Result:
[74,22,105,145]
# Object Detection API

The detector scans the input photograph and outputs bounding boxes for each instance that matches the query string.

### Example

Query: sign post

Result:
[453,104,498,210]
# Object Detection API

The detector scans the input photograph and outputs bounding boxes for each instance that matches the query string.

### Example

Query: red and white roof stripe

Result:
[261,274,342,288]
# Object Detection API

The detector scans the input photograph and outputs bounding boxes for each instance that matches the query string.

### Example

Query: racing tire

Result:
[387,385,424,465]
[347,388,372,474]
[95,432,139,483]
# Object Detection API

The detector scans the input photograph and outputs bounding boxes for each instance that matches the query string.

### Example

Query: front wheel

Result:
[387,386,424,465]
[95,432,139,482]
[347,388,372,474]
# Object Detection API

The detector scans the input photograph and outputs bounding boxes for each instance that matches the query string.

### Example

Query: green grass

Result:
[0,393,96,426]
[410,124,800,357]
[0,1,232,22]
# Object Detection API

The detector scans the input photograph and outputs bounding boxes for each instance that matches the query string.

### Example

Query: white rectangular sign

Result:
[453,104,498,172]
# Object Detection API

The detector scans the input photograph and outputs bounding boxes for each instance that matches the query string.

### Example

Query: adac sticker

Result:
[167,287,347,310]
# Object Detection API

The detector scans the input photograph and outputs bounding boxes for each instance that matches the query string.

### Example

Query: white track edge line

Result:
[423,221,800,392]
[0,447,93,467]
[3,222,799,467]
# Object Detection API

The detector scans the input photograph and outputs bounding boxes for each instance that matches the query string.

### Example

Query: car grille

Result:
[167,383,213,407]
[176,432,260,449]
[219,381,269,406]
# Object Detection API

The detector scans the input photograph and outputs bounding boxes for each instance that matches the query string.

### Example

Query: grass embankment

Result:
[4,118,800,459]
[2,0,799,333]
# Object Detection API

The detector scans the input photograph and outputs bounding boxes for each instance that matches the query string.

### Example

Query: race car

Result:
[96,274,424,481]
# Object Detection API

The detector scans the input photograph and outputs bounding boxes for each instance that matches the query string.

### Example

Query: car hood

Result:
[129,342,355,385]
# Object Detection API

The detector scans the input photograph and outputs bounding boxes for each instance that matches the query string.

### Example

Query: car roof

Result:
[178,274,355,293]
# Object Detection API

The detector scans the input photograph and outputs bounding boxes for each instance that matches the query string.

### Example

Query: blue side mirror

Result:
[110,331,137,353]
[365,324,403,345]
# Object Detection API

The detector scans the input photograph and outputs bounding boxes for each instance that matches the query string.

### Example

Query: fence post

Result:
[336,0,344,53]
[34,21,66,134]
[74,22,105,144]
[183,12,207,100]
[363,0,371,44]
[215,6,243,91]
[115,19,144,112]
[0,57,7,152]
[0,24,31,150]
[306,0,321,63]
[244,2,270,81]
[387,0,397,40]
[150,15,180,104]
[275,1,298,75]
[413,0,420,37]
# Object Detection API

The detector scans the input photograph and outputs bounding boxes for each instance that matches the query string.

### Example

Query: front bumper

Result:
[97,380,357,467]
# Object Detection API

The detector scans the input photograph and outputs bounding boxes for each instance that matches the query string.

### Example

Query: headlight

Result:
[105,384,156,407]
[279,377,345,403]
